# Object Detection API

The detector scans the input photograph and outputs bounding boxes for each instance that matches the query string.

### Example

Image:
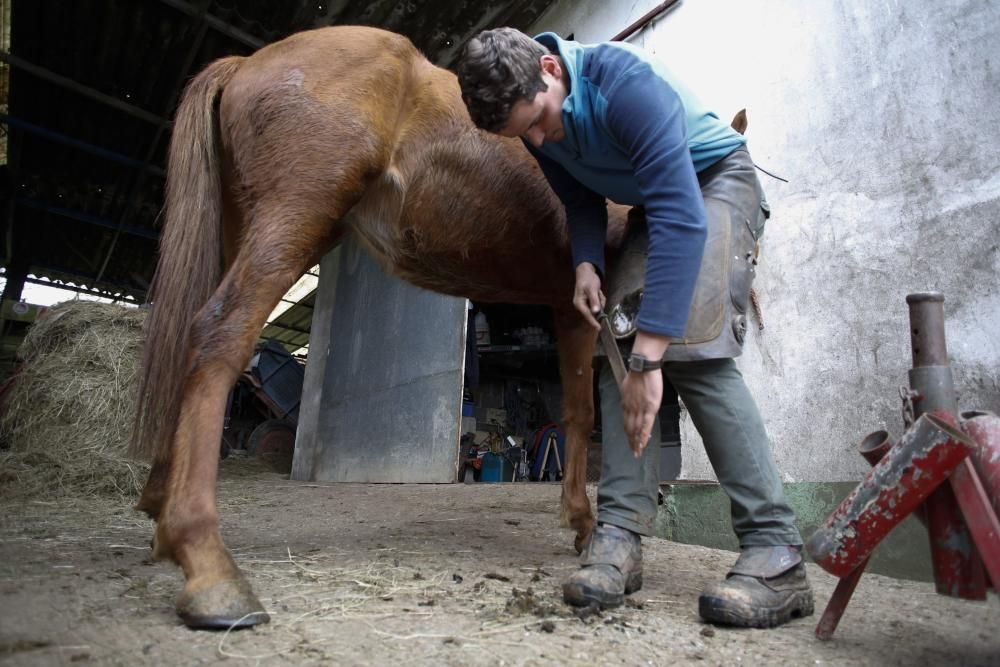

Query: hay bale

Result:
[0,300,150,498]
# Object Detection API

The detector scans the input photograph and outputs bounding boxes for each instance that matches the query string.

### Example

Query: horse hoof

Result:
[574,530,593,555]
[176,578,270,630]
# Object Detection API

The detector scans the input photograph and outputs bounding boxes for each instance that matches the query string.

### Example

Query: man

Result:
[458,28,813,628]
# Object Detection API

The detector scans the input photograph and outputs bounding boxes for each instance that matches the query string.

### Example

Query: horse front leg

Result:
[554,307,600,553]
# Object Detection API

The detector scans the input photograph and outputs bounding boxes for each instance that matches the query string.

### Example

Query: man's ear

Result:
[539,54,561,78]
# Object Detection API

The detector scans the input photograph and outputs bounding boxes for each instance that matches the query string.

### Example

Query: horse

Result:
[132,24,621,629]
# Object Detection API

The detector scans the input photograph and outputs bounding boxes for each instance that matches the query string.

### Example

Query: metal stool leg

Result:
[816,558,869,640]
[950,459,1000,587]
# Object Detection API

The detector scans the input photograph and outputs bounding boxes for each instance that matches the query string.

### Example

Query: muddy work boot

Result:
[563,523,642,609]
[699,545,814,628]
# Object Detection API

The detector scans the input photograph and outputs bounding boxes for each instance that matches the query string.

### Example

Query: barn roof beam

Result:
[23,263,144,300]
[22,275,138,302]
[155,0,265,49]
[14,197,160,240]
[262,320,311,336]
[0,114,166,177]
[0,50,171,129]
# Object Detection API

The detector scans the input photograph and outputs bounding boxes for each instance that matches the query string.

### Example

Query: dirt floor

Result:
[1,456,998,666]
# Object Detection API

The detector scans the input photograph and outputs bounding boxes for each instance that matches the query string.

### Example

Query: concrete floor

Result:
[1,458,998,666]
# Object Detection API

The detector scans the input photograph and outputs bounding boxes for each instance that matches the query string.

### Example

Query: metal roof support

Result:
[155,0,265,49]
[22,275,137,302]
[278,296,314,308]
[1,1,23,300]
[14,197,160,240]
[610,0,681,41]
[0,113,166,177]
[261,320,311,336]
[24,262,144,299]
[0,50,171,129]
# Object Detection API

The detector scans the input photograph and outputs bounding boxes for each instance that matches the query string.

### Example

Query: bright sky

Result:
[1,268,319,356]
[1,266,319,314]
[1,277,135,307]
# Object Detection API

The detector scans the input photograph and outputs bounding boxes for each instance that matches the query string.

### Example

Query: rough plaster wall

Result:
[532,0,1000,482]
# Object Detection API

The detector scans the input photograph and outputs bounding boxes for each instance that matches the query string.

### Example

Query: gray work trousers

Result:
[597,359,802,547]
[596,146,802,547]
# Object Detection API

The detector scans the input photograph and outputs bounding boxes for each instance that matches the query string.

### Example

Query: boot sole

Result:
[698,589,815,629]
[563,571,643,610]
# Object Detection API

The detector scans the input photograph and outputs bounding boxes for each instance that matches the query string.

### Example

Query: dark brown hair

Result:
[457,27,550,132]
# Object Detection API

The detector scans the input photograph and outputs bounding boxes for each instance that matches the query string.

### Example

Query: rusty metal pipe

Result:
[906,293,957,417]
[906,292,950,368]
[905,292,985,598]
[858,430,935,533]
[948,456,1000,591]
[610,0,682,42]
[812,430,903,640]
[807,414,975,577]
[858,430,894,467]
[961,411,1000,521]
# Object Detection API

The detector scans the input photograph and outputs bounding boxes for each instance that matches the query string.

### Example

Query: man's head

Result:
[458,27,568,147]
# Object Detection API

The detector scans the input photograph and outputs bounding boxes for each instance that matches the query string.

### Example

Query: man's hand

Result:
[622,331,671,456]
[574,262,605,330]
[621,369,662,457]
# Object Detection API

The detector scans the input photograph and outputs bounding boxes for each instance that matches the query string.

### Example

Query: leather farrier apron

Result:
[602,146,769,361]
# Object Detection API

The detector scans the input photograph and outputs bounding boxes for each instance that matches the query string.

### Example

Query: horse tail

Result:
[131,56,243,462]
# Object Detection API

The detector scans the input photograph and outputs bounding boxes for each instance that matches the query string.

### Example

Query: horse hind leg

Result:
[135,171,253,526]
[153,207,343,629]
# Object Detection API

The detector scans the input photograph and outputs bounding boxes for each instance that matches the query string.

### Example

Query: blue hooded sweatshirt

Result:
[528,33,745,337]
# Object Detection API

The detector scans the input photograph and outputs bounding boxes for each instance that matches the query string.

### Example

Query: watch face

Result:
[628,353,660,372]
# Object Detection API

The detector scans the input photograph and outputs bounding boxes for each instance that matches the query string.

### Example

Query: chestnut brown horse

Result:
[131,25,624,628]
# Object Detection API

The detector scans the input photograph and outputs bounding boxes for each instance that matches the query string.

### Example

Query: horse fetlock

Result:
[559,502,572,528]
[136,462,171,521]
[574,528,593,555]
[149,530,171,562]
[152,515,230,570]
[559,491,595,554]
[135,492,164,522]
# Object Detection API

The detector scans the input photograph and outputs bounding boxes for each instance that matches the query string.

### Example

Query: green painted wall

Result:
[656,481,933,582]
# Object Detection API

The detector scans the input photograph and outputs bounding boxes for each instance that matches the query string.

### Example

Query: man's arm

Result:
[603,66,708,455]
[526,142,609,328]
[603,68,708,340]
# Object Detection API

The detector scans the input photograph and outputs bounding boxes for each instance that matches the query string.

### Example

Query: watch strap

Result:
[628,352,662,373]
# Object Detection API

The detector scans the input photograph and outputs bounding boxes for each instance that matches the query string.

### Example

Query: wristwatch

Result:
[628,352,662,373]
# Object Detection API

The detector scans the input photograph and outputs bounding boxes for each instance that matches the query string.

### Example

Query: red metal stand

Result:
[807,293,999,640]
[813,420,999,640]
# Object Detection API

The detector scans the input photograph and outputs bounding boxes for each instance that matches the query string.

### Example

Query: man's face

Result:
[498,55,567,147]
